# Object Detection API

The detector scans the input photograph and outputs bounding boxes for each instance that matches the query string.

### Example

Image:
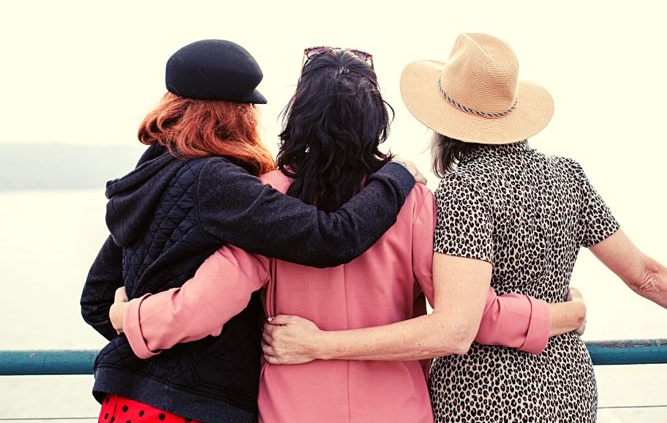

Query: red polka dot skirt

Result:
[98,394,203,423]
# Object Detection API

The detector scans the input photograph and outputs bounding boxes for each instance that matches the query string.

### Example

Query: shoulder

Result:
[196,156,240,171]
[400,183,435,218]
[407,182,435,203]
[549,155,589,180]
[550,154,582,168]
[195,156,258,185]
[435,170,478,194]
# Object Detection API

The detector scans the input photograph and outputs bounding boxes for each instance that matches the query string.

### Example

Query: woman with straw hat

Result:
[258,33,667,422]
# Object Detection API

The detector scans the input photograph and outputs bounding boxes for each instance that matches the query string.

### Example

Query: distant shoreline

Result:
[0,142,144,191]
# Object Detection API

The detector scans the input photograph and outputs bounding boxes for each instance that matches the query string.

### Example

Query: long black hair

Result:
[277,49,394,211]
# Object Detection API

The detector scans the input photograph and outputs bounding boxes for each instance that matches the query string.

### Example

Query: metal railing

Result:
[0,349,97,376]
[2,339,666,375]
[1,340,666,421]
[585,338,667,365]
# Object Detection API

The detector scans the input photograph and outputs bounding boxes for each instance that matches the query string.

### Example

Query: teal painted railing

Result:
[1,341,666,421]
[586,338,667,365]
[1,339,667,375]
[0,349,98,375]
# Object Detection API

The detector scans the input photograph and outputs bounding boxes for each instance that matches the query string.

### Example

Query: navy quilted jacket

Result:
[80,144,414,423]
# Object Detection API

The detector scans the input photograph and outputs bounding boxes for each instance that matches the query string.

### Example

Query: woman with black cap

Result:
[80,39,419,423]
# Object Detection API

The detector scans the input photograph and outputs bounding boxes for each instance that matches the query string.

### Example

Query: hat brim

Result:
[242,89,267,105]
[169,88,267,104]
[400,60,554,144]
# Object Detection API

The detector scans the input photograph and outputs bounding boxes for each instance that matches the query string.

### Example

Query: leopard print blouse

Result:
[430,141,619,423]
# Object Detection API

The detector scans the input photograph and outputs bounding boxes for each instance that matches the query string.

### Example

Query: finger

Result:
[109,304,124,333]
[263,321,278,335]
[263,354,279,365]
[261,339,273,356]
[268,314,291,326]
[114,286,128,302]
[262,329,274,345]
[261,343,281,364]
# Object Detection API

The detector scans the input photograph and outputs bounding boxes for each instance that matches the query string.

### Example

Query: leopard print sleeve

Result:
[433,173,494,262]
[563,158,620,248]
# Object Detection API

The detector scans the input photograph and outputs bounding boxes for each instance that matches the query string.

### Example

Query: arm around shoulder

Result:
[196,159,415,267]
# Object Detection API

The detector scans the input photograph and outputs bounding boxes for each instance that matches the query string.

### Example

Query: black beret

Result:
[165,39,266,104]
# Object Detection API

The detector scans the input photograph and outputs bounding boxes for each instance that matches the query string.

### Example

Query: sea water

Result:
[0,189,665,422]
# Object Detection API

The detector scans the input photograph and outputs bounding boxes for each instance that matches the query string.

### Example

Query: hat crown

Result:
[439,33,519,115]
[399,32,553,144]
[165,39,266,104]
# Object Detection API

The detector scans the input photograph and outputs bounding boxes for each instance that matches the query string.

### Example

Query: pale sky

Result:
[2,0,667,338]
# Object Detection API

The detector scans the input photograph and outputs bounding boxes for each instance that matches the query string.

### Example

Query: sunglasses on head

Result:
[301,46,374,70]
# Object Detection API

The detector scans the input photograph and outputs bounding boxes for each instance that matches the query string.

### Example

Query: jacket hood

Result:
[105,144,186,247]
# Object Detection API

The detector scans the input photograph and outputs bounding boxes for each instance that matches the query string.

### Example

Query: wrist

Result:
[548,300,585,336]
[568,300,586,332]
[109,302,126,333]
[574,300,586,326]
[311,330,331,360]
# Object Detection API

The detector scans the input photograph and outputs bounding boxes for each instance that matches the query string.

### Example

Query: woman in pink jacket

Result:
[110,47,586,423]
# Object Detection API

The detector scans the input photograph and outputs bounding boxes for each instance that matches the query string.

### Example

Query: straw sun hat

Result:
[400,33,554,144]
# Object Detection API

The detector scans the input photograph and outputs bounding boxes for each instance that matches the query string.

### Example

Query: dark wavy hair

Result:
[276,49,394,211]
[431,133,479,177]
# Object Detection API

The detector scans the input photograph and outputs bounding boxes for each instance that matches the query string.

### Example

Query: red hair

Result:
[138,92,275,176]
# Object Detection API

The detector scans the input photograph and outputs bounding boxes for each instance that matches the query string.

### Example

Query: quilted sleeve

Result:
[80,235,125,340]
[196,159,415,268]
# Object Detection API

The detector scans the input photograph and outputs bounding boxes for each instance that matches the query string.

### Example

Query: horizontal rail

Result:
[0,349,97,375]
[1,339,667,375]
[586,338,667,365]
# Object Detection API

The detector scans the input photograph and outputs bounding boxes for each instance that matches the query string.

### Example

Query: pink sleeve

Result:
[410,187,436,378]
[122,245,269,359]
[124,294,157,358]
[474,287,551,355]
[412,187,436,306]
